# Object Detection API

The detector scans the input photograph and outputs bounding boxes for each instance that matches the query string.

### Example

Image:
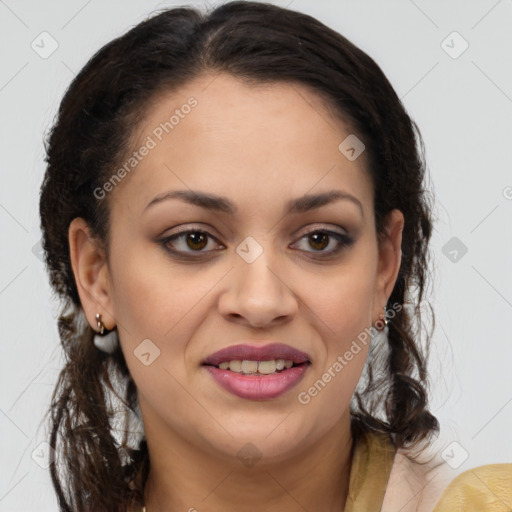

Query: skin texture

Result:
[68,73,404,512]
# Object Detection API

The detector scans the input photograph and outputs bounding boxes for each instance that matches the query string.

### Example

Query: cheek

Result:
[304,254,377,339]
[110,238,188,328]
[297,277,372,436]
[108,246,219,411]
[296,244,377,412]
[108,242,229,364]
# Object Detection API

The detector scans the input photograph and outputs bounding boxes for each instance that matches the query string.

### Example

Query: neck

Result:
[141,410,354,512]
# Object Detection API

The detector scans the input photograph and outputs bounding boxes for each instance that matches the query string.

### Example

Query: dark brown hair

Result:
[39,2,439,511]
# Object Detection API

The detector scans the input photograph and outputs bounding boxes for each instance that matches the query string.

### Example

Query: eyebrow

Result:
[144,189,364,217]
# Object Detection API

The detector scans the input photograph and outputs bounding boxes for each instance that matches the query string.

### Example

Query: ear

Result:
[68,217,116,331]
[373,209,404,323]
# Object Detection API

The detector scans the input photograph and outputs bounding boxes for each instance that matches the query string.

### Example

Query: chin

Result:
[200,418,313,466]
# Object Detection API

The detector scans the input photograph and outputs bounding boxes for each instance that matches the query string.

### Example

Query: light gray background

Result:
[1,0,511,510]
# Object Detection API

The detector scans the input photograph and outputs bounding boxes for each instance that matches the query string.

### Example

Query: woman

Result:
[39,2,511,511]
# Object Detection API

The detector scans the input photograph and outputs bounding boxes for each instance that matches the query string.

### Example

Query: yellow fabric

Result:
[433,463,512,511]
[345,431,512,511]
[344,430,396,511]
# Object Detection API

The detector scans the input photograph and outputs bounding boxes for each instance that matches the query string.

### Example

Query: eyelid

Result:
[295,223,348,237]
[161,223,221,238]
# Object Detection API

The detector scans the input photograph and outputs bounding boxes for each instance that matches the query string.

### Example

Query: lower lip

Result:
[204,363,309,400]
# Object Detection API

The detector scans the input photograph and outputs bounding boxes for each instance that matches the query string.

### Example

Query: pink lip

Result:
[204,364,309,400]
[202,342,311,400]
[202,342,311,366]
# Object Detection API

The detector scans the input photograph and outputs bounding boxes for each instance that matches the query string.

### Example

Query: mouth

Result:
[202,343,311,400]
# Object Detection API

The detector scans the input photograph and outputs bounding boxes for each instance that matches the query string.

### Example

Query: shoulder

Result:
[432,463,512,511]
[383,446,512,512]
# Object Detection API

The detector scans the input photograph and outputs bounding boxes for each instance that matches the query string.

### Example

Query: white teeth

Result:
[229,360,242,372]
[217,359,296,374]
[257,360,277,374]
[241,360,258,374]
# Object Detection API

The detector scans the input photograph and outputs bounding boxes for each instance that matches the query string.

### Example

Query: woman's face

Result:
[71,72,403,465]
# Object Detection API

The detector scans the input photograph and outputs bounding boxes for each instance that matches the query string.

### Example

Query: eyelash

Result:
[158,227,354,259]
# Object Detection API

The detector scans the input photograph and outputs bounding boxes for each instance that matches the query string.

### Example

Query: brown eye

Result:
[186,232,208,251]
[292,229,354,256]
[159,229,224,257]
[308,232,329,251]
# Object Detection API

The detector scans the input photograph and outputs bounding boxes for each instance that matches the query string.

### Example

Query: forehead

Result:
[112,73,373,216]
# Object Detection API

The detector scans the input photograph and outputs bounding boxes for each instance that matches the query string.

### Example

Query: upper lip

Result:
[202,342,311,366]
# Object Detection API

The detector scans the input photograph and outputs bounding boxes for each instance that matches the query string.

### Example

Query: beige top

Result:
[344,429,396,511]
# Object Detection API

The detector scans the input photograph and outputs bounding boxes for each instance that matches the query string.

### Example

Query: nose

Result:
[218,250,298,329]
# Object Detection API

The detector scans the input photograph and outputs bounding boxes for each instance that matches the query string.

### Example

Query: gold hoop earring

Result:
[373,306,389,333]
[381,306,389,327]
[93,313,118,354]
